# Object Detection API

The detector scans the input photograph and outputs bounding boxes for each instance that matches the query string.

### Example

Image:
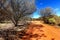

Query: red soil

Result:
[18,21,60,40]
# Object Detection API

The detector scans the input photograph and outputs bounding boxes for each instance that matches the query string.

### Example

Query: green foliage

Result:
[41,14,60,26]
[48,18,56,23]
[47,18,56,24]
[39,7,60,26]
[53,15,60,25]
[43,17,56,25]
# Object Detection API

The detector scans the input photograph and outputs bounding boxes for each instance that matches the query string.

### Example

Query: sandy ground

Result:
[0,21,60,40]
[21,21,60,40]
[0,23,14,30]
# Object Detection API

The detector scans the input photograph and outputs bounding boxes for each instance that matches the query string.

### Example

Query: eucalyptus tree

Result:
[0,0,36,26]
[40,7,54,17]
[40,7,56,24]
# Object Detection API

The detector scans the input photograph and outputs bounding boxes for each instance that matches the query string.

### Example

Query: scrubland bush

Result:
[0,0,36,27]
[39,7,60,26]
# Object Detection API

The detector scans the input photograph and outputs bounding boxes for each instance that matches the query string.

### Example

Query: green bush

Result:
[48,18,56,24]
[44,17,56,25]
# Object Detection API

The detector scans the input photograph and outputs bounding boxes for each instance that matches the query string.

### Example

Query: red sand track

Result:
[19,21,60,40]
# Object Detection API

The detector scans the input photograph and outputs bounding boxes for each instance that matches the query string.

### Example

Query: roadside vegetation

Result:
[0,0,60,40]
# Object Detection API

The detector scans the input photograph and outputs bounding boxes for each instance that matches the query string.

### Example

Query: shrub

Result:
[44,17,56,25]
[48,18,56,24]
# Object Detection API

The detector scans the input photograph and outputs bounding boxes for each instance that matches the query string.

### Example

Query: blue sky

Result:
[32,0,60,18]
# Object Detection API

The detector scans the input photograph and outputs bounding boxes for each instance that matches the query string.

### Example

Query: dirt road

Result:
[21,21,60,40]
[0,21,60,40]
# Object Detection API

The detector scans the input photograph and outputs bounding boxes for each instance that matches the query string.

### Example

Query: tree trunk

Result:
[11,17,18,27]
[15,21,18,26]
